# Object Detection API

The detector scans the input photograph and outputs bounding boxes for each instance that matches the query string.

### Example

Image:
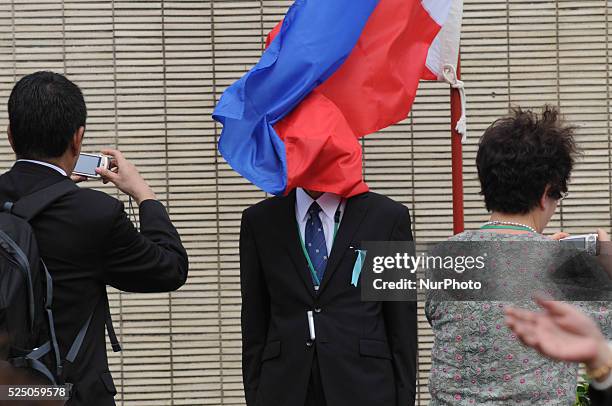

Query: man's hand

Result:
[505,298,610,374]
[95,149,156,205]
[70,174,88,183]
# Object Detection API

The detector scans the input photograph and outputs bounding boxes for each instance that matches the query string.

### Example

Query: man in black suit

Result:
[2,71,189,405]
[240,187,418,406]
[590,386,612,406]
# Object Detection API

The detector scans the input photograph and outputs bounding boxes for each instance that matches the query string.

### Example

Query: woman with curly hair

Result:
[425,106,610,405]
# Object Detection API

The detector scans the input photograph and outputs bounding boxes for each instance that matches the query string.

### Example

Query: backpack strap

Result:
[65,312,94,364]
[9,341,57,385]
[104,293,122,353]
[41,261,63,379]
[5,179,77,221]
[64,291,121,365]
[61,294,120,399]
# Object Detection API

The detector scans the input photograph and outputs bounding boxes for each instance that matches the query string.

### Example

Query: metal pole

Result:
[450,57,464,234]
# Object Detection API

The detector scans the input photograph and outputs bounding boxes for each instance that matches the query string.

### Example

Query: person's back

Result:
[2,71,189,405]
[426,230,610,405]
[425,106,610,405]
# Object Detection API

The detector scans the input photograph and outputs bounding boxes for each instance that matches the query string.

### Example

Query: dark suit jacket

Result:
[240,190,417,406]
[0,161,188,406]
[590,385,612,406]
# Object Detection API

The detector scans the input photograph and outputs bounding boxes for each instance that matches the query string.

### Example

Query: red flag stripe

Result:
[270,0,451,196]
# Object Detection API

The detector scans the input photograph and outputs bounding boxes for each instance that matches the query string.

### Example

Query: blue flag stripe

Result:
[213,0,381,195]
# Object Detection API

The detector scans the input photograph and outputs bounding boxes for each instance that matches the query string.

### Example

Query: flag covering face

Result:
[213,0,463,197]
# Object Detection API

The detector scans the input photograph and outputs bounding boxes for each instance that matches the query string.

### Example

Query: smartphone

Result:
[73,153,110,179]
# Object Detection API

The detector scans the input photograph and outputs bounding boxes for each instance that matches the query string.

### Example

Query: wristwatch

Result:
[588,342,612,390]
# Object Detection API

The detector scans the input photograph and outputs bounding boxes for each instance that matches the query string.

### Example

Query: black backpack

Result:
[0,179,121,393]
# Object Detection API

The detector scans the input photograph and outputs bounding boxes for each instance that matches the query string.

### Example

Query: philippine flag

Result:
[213,0,464,197]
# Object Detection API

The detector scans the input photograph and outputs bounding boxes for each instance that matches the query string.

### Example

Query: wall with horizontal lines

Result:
[1,1,611,404]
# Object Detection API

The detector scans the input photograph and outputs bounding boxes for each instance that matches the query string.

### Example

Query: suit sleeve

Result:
[240,210,270,406]
[101,199,189,292]
[383,206,418,406]
[589,386,612,406]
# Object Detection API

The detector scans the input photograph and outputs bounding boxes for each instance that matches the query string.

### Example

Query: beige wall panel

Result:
[1,0,610,404]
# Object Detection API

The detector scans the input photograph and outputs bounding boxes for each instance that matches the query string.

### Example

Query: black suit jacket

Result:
[0,162,188,406]
[590,385,612,406]
[240,190,417,406]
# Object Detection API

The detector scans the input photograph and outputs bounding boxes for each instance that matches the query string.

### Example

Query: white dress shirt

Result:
[16,159,67,177]
[295,188,346,254]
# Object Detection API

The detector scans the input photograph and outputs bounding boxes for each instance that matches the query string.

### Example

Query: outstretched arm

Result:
[505,298,611,379]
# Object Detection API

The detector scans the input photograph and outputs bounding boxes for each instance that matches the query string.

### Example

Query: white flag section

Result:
[424,0,463,79]
[423,0,467,143]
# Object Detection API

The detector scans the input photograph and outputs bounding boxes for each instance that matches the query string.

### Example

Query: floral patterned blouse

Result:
[425,230,611,405]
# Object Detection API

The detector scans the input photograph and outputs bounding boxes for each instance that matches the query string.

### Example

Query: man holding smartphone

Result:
[2,71,189,405]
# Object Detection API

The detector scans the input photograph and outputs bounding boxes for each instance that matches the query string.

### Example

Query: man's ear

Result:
[70,126,85,157]
[7,125,15,154]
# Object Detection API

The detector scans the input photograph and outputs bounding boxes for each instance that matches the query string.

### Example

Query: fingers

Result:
[505,312,540,348]
[94,148,154,204]
[550,231,570,240]
[505,306,538,324]
[101,148,123,175]
[597,228,610,242]
[100,148,125,165]
[100,148,119,157]
[70,174,88,183]
[515,324,540,348]
[535,298,573,317]
[96,166,119,182]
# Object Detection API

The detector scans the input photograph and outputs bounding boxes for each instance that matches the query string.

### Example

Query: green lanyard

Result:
[297,202,342,289]
[480,224,533,232]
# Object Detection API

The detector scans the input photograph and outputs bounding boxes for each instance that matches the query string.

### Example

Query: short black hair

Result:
[8,71,86,159]
[476,105,579,214]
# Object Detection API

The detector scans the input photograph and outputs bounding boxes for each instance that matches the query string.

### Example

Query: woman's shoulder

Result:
[448,229,551,241]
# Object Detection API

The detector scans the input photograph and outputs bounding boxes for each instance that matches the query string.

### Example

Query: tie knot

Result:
[308,202,322,217]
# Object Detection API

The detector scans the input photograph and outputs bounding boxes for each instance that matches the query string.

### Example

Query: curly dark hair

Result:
[476,105,579,214]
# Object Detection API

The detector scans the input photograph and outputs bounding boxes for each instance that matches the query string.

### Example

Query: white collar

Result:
[296,188,342,222]
[16,159,68,177]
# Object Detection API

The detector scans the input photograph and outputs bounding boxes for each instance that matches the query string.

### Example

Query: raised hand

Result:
[95,149,156,205]
[505,297,610,372]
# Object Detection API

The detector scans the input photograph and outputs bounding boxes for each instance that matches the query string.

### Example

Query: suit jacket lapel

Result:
[318,192,369,294]
[279,190,316,298]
